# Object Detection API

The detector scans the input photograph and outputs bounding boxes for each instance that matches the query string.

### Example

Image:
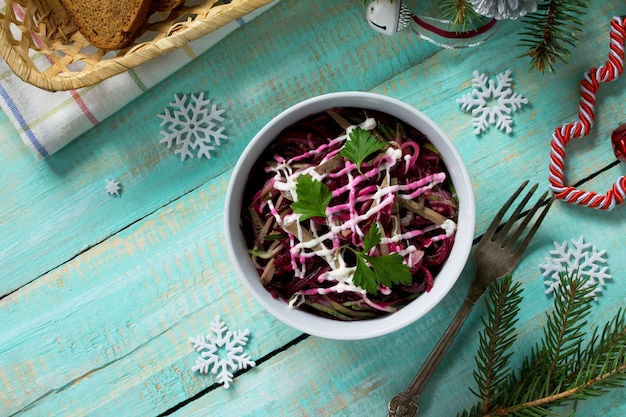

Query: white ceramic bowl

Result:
[225,92,475,340]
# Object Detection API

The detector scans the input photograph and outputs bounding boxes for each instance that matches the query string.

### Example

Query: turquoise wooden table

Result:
[1,1,625,416]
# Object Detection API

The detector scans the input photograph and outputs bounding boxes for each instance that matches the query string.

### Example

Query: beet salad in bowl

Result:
[225,92,475,340]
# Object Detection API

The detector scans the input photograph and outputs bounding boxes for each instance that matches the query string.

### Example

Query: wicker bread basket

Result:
[0,0,275,91]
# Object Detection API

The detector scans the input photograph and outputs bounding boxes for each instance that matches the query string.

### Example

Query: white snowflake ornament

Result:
[539,236,611,299]
[158,92,227,161]
[105,179,121,196]
[190,316,256,389]
[457,70,528,135]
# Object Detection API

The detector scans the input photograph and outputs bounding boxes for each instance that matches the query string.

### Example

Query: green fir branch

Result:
[439,0,483,32]
[471,275,523,410]
[540,272,595,394]
[518,0,590,72]
[496,273,595,414]
[459,271,626,417]
[568,309,626,395]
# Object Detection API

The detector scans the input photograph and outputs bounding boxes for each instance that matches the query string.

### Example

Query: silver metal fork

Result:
[388,181,553,417]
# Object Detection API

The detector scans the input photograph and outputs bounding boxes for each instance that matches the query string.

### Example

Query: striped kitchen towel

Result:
[0,2,278,159]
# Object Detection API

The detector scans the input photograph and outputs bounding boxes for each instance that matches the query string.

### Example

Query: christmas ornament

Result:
[539,236,610,300]
[158,92,227,161]
[190,316,256,389]
[366,0,497,48]
[366,0,412,35]
[471,0,538,20]
[611,123,626,162]
[104,179,121,196]
[457,69,528,135]
[548,16,626,210]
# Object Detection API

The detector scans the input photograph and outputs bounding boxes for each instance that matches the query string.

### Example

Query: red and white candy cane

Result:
[548,16,626,210]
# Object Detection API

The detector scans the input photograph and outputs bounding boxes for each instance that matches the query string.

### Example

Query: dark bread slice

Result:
[59,0,152,50]
[151,0,185,12]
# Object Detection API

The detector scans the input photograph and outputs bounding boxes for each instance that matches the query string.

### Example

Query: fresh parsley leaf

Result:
[362,253,411,289]
[339,127,386,173]
[290,174,332,221]
[363,222,382,253]
[350,224,413,294]
[353,255,379,294]
[352,252,412,295]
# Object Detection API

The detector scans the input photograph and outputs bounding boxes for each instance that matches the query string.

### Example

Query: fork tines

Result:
[484,180,553,254]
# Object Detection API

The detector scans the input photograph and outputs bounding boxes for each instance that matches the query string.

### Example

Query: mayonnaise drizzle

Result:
[264,116,455,302]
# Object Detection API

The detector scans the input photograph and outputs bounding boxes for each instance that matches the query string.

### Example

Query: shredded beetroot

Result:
[241,108,459,320]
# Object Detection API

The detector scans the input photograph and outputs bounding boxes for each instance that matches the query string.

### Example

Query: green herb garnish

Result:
[351,223,412,294]
[339,127,386,173]
[290,174,332,221]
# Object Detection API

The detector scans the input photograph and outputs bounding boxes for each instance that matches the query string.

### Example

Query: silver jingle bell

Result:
[366,0,412,35]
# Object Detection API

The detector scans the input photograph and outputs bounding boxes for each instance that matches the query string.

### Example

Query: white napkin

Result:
[0,2,278,159]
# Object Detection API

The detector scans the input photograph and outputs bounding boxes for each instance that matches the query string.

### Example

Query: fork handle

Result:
[387,295,478,417]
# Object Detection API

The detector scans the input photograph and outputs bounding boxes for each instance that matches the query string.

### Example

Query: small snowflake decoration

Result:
[539,236,611,299]
[457,69,528,135]
[189,316,256,388]
[158,92,227,161]
[105,179,121,196]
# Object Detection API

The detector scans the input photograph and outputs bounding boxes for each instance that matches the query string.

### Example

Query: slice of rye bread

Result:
[151,0,185,12]
[60,0,153,50]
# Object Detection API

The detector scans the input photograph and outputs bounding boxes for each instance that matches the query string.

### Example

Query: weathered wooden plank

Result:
[150,4,626,414]
[0,171,303,416]
[1,162,623,415]
[2,76,624,415]
[1,1,625,417]
[0,0,435,295]
[166,195,626,417]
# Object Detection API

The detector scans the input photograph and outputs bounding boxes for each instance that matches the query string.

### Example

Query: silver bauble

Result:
[471,0,538,20]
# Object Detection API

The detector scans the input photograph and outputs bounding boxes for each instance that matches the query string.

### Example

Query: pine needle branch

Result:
[518,0,590,72]
[439,0,484,32]
[459,271,626,417]
[540,272,595,394]
[471,275,523,411]
[569,308,626,394]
